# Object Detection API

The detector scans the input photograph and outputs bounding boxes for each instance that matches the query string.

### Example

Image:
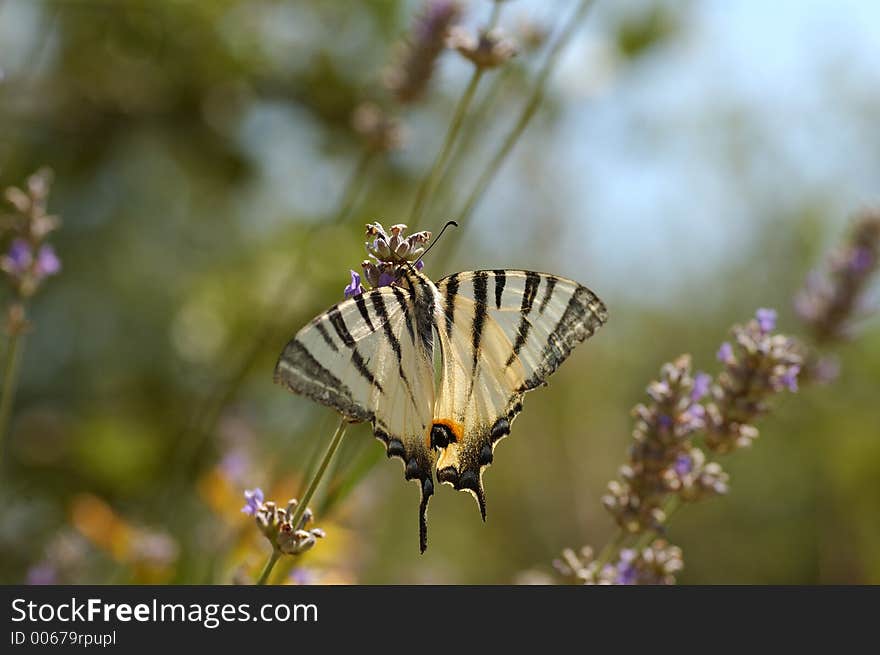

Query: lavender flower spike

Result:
[385,0,462,104]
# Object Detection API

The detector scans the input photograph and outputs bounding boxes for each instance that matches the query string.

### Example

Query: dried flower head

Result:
[385,0,462,104]
[243,489,325,557]
[516,18,550,52]
[448,27,518,69]
[351,103,407,153]
[358,222,430,291]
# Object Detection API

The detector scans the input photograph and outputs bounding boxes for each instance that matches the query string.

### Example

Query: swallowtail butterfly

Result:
[274,225,608,552]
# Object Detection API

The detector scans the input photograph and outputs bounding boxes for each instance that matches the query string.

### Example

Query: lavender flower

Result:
[245,491,325,557]
[3,239,32,274]
[705,309,802,454]
[385,0,462,104]
[673,453,692,476]
[756,308,777,333]
[603,355,725,533]
[553,541,684,585]
[360,222,431,289]
[795,210,880,343]
[691,372,711,401]
[2,168,62,317]
[344,270,364,299]
[36,244,61,277]
[241,488,264,515]
[25,563,57,585]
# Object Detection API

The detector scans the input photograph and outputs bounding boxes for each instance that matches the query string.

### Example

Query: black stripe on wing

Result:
[505,271,541,368]
[369,288,419,408]
[314,321,338,352]
[539,276,557,314]
[493,269,506,309]
[353,293,376,332]
[521,284,608,391]
[470,270,489,372]
[443,273,459,338]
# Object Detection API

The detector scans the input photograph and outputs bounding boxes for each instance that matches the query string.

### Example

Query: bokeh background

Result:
[1,0,879,584]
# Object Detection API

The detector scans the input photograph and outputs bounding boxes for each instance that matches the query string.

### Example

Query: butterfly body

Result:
[275,266,607,551]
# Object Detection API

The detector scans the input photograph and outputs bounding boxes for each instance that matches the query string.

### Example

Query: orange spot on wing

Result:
[426,418,463,448]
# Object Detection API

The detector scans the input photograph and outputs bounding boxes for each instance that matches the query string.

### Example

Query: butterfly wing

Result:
[431,270,608,516]
[274,285,437,550]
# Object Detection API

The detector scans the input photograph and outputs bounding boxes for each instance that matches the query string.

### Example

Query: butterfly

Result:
[274,224,608,552]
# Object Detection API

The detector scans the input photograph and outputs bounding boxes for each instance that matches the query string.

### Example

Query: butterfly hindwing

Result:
[274,284,437,550]
[431,270,608,517]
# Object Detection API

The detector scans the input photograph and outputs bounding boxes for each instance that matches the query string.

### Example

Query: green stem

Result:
[0,332,25,465]
[431,66,515,214]
[408,0,505,228]
[255,549,281,586]
[289,417,348,531]
[409,67,484,227]
[449,0,596,248]
[593,529,627,572]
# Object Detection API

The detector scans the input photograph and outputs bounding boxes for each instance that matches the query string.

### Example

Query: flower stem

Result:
[0,332,25,465]
[256,549,281,586]
[593,529,627,572]
[288,417,348,531]
[408,1,505,227]
[449,0,596,249]
[409,66,484,227]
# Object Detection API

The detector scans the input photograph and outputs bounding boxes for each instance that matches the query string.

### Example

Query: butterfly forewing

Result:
[274,284,437,549]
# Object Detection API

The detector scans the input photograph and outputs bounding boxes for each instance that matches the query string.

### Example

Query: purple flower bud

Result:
[780,365,800,392]
[35,244,61,277]
[691,372,711,401]
[615,549,638,585]
[674,454,693,476]
[716,342,733,363]
[26,563,57,585]
[6,238,32,273]
[755,308,777,334]
[415,259,424,271]
[289,567,315,585]
[657,414,673,429]
[849,247,873,273]
[241,488,264,515]
[343,270,364,299]
[377,271,396,287]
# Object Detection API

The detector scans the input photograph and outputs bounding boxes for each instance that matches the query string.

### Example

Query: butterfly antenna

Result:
[419,220,458,261]
[392,220,458,284]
